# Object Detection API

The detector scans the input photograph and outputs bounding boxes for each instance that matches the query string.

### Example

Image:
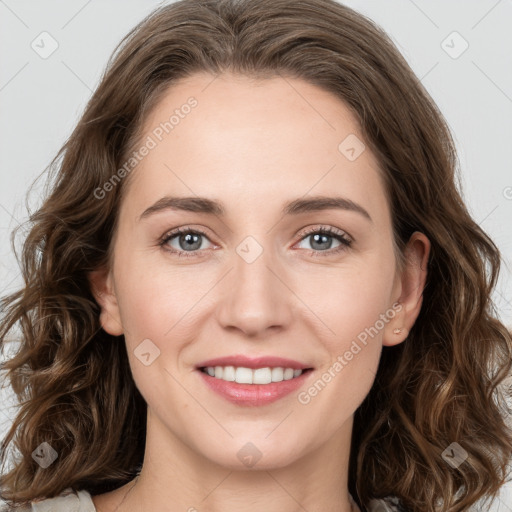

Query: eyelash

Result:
[158,225,353,259]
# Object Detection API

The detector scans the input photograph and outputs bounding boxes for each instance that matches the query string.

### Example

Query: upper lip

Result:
[195,354,313,370]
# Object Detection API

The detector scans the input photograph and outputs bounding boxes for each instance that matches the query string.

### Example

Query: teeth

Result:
[203,366,305,384]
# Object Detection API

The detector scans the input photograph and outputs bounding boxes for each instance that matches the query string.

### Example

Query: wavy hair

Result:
[1,1,511,510]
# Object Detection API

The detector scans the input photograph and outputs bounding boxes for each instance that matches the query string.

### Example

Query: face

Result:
[90,71,429,471]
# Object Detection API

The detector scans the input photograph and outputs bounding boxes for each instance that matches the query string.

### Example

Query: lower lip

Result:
[197,369,313,406]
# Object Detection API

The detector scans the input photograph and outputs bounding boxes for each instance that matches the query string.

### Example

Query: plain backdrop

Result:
[1,0,511,510]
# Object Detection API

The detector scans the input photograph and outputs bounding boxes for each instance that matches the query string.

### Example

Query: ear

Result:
[383,231,431,347]
[88,266,124,336]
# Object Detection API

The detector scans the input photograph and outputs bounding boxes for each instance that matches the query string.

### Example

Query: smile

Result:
[197,366,314,406]
[200,366,308,384]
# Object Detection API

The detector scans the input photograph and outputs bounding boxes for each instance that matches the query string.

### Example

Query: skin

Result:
[88,71,430,512]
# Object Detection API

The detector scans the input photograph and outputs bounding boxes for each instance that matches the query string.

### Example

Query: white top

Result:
[11,488,403,511]
[13,488,96,512]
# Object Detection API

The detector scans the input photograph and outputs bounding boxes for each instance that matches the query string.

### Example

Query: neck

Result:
[93,408,359,512]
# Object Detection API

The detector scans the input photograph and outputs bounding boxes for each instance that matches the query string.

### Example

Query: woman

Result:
[1,1,511,511]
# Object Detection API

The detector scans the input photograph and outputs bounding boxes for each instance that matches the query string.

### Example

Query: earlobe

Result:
[88,267,124,336]
[383,232,430,347]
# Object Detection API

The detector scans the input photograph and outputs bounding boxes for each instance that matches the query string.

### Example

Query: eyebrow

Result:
[139,195,373,223]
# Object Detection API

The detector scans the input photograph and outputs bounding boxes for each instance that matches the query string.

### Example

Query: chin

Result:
[203,439,306,471]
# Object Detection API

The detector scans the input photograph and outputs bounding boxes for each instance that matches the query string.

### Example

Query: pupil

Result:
[312,233,331,250]
[182,233,201,250]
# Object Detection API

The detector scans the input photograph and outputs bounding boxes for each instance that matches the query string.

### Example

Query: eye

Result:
[159,227,213,258]
[294,226,352,257]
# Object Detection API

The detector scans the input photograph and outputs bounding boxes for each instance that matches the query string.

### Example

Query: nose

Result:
[215,238,293,338]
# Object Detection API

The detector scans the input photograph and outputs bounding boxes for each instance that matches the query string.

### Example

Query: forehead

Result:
[122,72,389,224]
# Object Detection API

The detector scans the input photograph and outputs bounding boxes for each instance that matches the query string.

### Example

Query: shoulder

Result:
[366,496,406,511]
[0,488,96,512]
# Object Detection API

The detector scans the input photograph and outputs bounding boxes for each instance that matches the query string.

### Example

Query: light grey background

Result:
[1,0,511,510]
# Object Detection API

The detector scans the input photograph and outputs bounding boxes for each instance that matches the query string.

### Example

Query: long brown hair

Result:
[1,1,511,510]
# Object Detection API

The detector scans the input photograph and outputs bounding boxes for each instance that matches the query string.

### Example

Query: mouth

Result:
[198,365,314,384]
[195,357,315,406]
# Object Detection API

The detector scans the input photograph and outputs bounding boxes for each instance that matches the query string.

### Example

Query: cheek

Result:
[307,249,396,364]
[114,270,191,407]
[113,250,210,379]
[332,276,393,341]
[113,244,196,335]
[297,273,391,424]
